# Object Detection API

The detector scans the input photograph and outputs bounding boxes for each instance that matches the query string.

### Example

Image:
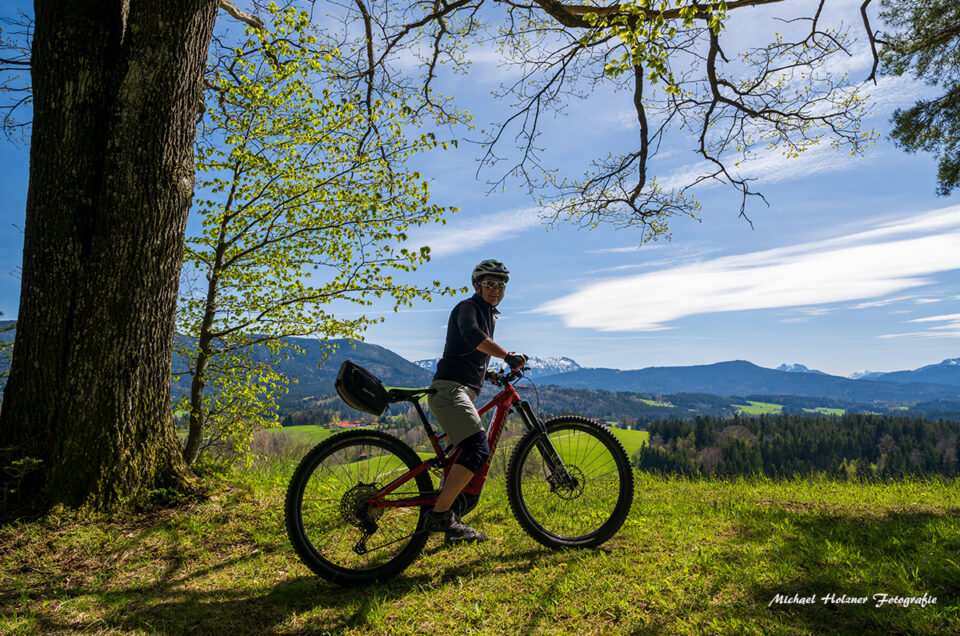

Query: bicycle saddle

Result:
[386,387,436,402]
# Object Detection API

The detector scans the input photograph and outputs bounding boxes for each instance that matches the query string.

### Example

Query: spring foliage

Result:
[175,5,458,466]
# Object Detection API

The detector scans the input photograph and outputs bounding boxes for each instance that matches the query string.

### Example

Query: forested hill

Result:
[868,359,960,386]
[171,337,433,404]
[636,413,960,479]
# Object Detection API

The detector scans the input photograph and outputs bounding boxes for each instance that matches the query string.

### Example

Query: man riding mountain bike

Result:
[284,258,634,584]
[423,259,528,543]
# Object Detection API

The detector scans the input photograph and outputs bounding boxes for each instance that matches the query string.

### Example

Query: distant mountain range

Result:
[4,320,959,415]
[414,355,581,378]
[203,337,959,408]
[535,359,960,403]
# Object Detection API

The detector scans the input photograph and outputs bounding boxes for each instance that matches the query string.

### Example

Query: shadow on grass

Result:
[6,537,555,635]
[728,505,960,634]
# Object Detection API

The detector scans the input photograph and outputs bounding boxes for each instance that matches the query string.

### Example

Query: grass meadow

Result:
[2,425,959,634]
[733,401,784,416]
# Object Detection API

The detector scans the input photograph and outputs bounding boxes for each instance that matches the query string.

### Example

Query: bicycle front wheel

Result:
[284,430,432,586]
[507,416,634,549]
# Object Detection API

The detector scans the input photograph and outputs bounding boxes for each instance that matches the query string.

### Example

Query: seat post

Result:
[410,398,437,437]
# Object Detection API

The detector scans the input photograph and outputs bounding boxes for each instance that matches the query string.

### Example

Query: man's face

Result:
[474,275,506,307]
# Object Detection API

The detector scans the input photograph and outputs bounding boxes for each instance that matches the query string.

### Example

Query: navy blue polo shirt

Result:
[433,293,499,393]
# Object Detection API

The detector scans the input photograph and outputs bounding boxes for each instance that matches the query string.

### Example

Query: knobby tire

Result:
[284,430,433,586]
[506,416,634,549]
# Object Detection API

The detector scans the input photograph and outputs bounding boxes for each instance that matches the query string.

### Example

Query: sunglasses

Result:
[479,280,506,291]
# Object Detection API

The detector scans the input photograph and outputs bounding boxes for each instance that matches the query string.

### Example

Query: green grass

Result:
[610,428,649,457]
[274,424,338,445]
[638,398,675,408]
[2,454,959,634]
[734,401,784,415]
[803,407,846,416]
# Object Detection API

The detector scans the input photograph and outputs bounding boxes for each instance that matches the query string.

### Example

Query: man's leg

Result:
[424,432,490,542]
[433,463,475,512]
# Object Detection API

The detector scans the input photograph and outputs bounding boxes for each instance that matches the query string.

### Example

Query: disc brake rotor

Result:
[550,465,585,501]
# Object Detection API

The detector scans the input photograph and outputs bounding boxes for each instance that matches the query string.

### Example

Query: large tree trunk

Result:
[0,0,219,513]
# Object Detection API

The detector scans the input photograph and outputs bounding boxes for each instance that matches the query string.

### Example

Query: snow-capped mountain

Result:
[849,370,882,380]
[776,363,827,375]
[415,355,581,378]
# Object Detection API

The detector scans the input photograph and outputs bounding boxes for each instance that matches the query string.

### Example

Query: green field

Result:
[733,401,784,415]
[638,398,675,408]
[610,427,649,457]
[274,424,338,445]
[803,407,846,416]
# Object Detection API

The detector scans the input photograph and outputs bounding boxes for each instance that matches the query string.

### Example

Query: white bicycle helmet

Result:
[471,259,510,283]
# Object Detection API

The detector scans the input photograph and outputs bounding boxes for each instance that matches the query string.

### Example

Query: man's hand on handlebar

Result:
[504,352,528,370]
[485,365,525,386]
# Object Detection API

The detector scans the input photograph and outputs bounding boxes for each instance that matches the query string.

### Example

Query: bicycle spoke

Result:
[508,418,633,546]
[286,431,432,581]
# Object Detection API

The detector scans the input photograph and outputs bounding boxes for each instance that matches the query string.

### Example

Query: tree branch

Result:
[218,0,264,30]
[861,0,879,83]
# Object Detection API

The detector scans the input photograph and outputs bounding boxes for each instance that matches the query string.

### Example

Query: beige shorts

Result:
[427,379,483,447]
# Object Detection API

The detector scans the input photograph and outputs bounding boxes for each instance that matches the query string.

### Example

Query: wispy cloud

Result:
[850,295,915,310]
[910,313,960,323]
[657,141,871,192]
[536,204,960,332]
[880,313,960,339]
[406,206,544,257]
[586,245,657,254]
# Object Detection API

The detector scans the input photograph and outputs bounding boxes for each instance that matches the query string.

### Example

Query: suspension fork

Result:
[512,399,578,489]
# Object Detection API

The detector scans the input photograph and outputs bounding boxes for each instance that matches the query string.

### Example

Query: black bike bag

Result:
[335,359,389,415]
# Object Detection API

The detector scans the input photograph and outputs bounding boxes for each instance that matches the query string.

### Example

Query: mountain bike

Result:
[284,366,634,586]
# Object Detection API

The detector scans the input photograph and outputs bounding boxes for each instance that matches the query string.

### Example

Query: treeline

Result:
[635,413,960,479]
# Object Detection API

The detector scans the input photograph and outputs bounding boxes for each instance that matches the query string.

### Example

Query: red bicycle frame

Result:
[368,380,523,509]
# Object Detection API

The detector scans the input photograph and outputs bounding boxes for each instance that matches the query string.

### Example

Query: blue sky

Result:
[1,0,958,377]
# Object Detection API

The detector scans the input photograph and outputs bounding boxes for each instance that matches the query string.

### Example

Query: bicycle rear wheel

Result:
[507,416,634,549]
[284,430,433,586]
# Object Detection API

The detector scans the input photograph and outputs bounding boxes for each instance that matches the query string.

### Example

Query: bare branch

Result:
[861,0,879,83]
[218,0,264,30]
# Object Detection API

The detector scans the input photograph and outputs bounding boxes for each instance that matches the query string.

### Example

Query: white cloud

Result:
[879,316,960,339]
[909,313,960,323]
[536,204,960,332]
[656,141,871,192]
[850,295,914,310]
[406,206,544,256]
[586,245,651,254]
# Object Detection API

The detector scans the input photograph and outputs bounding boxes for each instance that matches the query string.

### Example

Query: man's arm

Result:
[455,304,525,368]
[478,339,526,370]
[476,338,508,360]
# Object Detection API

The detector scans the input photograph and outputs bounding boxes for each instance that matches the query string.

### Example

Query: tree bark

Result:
[0,0,219,513]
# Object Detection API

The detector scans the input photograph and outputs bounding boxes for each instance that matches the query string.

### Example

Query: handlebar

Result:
[485,365,527,387]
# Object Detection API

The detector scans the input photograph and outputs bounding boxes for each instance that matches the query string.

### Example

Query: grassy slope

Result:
[611,428,648,457]
[2,450,959,634]
[275,424,337,445]
[733,401,784,415]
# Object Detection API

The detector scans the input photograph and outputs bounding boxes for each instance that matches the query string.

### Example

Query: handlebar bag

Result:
[335,359,389,416]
